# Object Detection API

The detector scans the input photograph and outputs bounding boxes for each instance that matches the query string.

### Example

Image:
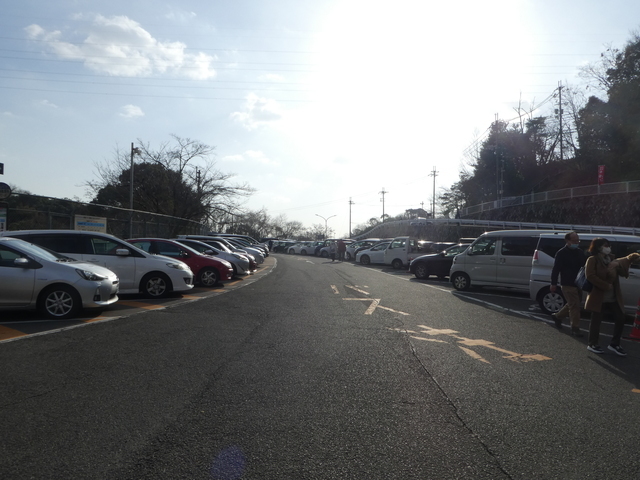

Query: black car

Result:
[409,243,471,279]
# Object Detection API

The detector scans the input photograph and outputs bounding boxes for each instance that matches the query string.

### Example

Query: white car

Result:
[287,242,316,255]
[356,242,391,265]
[1,230,194,298]
[0,237,119,319]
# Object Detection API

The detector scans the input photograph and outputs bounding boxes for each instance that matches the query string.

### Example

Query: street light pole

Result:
[315,213,336,239]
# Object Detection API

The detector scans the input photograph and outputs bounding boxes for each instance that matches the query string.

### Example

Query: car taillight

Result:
[532,249,539,264]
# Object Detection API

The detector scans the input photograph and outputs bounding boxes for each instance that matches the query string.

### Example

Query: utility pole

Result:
[348,197,354,238]
[557,81,564,162]
[379,188,387,222]
[129,142,141,238]
[428,167,438,219]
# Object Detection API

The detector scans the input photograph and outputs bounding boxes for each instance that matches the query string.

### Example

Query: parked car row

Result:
[0,230,268,320]
[445,230,640,315]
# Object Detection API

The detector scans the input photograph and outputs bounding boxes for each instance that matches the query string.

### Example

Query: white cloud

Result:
[222,150,280,166]
[245,150,280,166]
[230,94,282,130]
[119,104,144,118]
[39,100,58,109]
[164,9,197,23]
[221,154,244,162]
[25,15,217,79]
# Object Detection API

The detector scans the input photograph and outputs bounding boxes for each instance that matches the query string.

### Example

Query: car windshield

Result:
[7,239,68,262]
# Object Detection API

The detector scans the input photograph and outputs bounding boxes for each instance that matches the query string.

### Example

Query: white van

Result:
[449,230,559,291]
[530,232,640,314]
[1,230,194,298]
[383,236,432,269]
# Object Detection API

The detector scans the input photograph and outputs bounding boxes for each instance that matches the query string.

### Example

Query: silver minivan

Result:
[530,232,640,314]
[449,230,559,291]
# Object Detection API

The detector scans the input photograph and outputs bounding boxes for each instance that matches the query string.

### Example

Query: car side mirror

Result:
[14,257,30,266]
[204,249,216,255]
[115,248,130,256]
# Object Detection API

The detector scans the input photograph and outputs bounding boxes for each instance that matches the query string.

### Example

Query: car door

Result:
[463,236,498,284]
[613,239,640,312]
[496,236,539,289]
[384,237,407,265]
[435,244,468,276]
[83,235,138,291]
[0,244,36,306]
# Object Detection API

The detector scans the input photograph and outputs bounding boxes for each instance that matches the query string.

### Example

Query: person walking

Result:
[550,231,586,336]
[337,239,346,262]
[584,237,640,355]
[329,241,337,262]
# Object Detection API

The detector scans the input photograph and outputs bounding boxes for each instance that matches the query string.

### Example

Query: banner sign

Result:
[74,215,107,232]
[598,165,605,185]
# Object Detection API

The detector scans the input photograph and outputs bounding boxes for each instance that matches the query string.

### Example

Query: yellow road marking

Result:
[364,298,380,315]
[377,305,410,315]
[459,346,491,364]
[0,325,27,341]
[412,325,551,363]
[633,389,640,394]
[411,336,447,343]
[116,301,165,310]
[417,325,460,336]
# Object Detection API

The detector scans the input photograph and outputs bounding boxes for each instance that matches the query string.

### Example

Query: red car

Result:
[127,238,234,287]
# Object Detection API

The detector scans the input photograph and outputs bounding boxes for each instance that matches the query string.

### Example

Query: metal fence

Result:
[4,193,208,239]
[462,180,640,216]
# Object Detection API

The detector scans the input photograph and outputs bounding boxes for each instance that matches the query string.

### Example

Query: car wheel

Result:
[141,272,172,298]
[414,263,429,279]
[301,250,307,255]
[288,248,295,254]
[451,272,470,291]
[321,251,329,258]
[391,259,403,269]
[345,252,352,261]
[539,287,566,315]
[360,255,370,265]
[38,285,81,319]
[198,267,219,287]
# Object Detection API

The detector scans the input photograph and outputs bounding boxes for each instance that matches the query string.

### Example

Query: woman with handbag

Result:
[584,237,640,355]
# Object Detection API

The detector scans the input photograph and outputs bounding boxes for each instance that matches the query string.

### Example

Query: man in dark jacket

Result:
[550,231,586,336]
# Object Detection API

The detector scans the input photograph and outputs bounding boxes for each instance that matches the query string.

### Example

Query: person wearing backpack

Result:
[550,231,586,336]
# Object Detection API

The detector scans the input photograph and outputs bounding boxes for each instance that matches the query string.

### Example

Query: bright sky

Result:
[2,0,638,237]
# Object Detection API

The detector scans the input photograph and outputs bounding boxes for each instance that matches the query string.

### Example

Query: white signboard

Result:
[74,215,107,233]
[0,206,6,232]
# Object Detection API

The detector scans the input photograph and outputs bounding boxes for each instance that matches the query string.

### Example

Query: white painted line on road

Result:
[377,305,410,315]
[345,285,370,295]
[331,285,339,294]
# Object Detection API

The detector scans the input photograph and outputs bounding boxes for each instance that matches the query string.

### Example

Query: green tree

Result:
[87,135,254,227]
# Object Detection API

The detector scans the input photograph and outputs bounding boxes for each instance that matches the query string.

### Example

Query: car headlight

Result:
[167,262,189,271]
[76,269,107,281]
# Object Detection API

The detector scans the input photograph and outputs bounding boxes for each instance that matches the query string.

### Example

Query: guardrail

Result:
[461,180,640,216]
[355,218,640,240]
